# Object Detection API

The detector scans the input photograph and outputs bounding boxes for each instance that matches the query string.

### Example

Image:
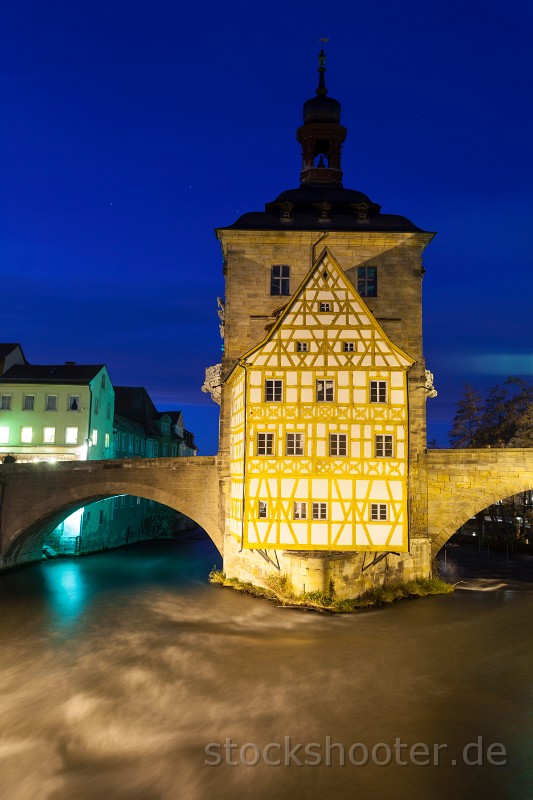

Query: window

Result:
[0,395,11,410]
[0,427,9,444]
[343,342,355,352]
[20,426,32,443]
[161,422,170,435]
[114,433,119,450]
[99,510,104,524]
[23,395,34,411]
[258,501,268,519]
[45,395,57,411]
[65,427,78,444]
[104,432,110,448]
[370,503,388,521]
[92,429,98,446]
[319,302,331,312]
[162,443,168,456]
[296,342,308,352]
[357,266,377,297]
[43,427,55,444]
[134,437,139,454]
[312,502,327,520]
[152,442,158,457]
[329,433,348,456]
[270,264,290,296]
[257,432,274,456]
[68,395,79,411]
[94,398,99,415]
[370,381,388,403]
[265,380,283,402]
[316,379,334,402]
[140,440,145,455]
[106,402,111,420]
[293,501,307,520]
[101,374,106,390]
[172,443,177,456]
[375,434,394,457]
[286,432,304,456]
[121,433,127,450]
[128,435,133,452]
[86,511,91,521]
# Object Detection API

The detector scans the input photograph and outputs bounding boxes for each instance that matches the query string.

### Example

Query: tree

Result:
[449,384,483,448]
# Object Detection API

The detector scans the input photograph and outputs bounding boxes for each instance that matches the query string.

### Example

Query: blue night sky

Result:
[1,1,532,454]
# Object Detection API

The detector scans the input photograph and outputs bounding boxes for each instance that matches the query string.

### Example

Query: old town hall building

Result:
[211,51,437,593]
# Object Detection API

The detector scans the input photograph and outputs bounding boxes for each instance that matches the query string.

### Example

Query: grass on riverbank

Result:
[208,569,453,612]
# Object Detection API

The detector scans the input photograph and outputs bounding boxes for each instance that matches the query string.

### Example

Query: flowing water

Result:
[0,532,532,800]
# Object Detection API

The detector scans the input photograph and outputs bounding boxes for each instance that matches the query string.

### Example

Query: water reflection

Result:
[42,561,87,624]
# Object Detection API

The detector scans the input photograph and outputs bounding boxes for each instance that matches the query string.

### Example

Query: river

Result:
[0,532,531,800]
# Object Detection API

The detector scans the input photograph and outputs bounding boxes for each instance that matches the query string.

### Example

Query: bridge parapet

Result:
[0,456,222,567]
[426,448,533,554]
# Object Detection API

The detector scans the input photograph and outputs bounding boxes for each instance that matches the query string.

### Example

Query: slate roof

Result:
[0,364,105,385]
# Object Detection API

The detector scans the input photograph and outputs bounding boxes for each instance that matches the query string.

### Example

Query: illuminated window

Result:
[319,302,331,312]
[68,395,79,411]
[92,429,98,446]
[296,341,308,352]
[286,432,304,456]
[270,265,290,296]
[375,435,394,457]
[104,432,110,448]
[258,501,268,519]
[370,381,388,403]
[23,395,34,411]
[1,395,11,410]
[45,395,57,411]
[65,427,78,444]
[20,426,32,443]
[357,266,377,297]
[0,427,9,444]
[329,433,347,456]
[293,502,307,519]
[343,342,355,352]
[257,432,274,456]
[316,380,334,402]
[370,503,388,521]
[94,398,100,415]
[265,380,283,402]
[43,427,55,444]
[312,502,327,520]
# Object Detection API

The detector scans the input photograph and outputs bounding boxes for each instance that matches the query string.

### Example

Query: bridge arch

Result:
[0,457,222,567]
[426,448,533,554]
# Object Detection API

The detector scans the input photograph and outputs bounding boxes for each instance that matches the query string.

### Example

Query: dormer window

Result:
[314,202,331,222]
[279,202,294,223]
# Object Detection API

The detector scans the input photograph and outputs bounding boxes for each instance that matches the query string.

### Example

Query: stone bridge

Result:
[0,456,221,567]
[426,448,533,554]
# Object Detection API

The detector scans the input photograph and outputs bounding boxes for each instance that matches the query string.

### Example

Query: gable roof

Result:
[227,248,414,377]
[0,364,105,385]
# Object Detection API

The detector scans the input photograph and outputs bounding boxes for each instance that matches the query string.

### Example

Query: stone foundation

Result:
[223,535,432,599]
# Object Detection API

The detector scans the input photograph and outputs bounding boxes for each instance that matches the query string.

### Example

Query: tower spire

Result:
[296,47,347,185]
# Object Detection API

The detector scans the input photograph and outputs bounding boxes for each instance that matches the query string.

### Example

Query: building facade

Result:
[213,52,436,594]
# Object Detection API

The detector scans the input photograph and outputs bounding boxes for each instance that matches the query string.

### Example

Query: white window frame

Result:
[329,433,348,456]
[370,381,388,403]
[312,502,328,520]
[375,434,394,458]
[257,432,274,456]
[293,501,307,520]
[370,503,388,521]
[265,379,283,402]
[286,432,304,456]
[45,395,57,411]
[65,426,78,444]
[316,379,334,402]
[0,395,11,411]
[20,426,33,443]
[43,427,55,444]
[22,395,34,411]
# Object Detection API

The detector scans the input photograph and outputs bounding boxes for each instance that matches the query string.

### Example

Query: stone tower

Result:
[214,52,436,596]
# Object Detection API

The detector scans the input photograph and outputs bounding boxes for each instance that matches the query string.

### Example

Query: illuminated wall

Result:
[228,251,412,552]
